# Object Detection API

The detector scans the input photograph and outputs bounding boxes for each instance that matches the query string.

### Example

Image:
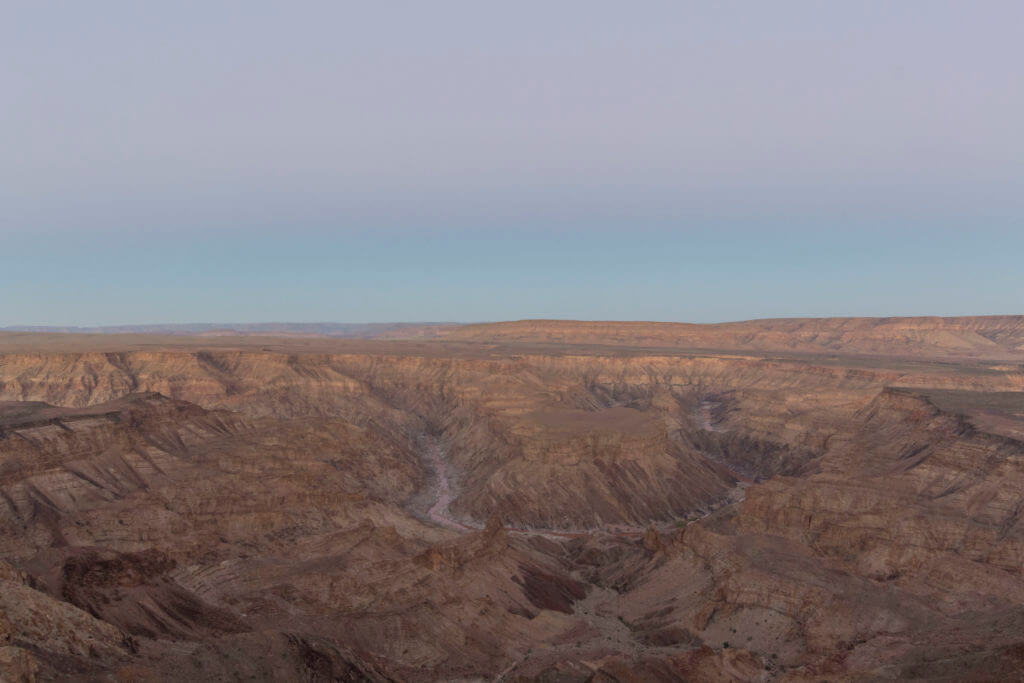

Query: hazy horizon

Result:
[3,2,1022,325]
[6,311,1024,333]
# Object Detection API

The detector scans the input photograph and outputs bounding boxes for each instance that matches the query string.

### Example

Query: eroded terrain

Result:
[1,317,1023,680]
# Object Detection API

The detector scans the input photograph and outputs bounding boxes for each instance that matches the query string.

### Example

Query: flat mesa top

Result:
[1,315,1022,365]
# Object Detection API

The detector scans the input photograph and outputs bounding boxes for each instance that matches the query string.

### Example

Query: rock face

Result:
[0,318,1023,680]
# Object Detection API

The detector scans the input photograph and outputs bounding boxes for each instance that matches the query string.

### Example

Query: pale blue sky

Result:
[2,2,1021,325]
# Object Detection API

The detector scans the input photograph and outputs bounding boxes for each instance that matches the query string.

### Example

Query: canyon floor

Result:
[1,317,1024,681]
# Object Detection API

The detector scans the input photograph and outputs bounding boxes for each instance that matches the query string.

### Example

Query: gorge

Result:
[1,317,1024,680]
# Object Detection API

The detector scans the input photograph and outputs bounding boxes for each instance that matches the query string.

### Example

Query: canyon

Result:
[1,316,1023,680]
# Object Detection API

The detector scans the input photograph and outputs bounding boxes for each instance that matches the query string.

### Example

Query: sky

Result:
[2,1,1022,325]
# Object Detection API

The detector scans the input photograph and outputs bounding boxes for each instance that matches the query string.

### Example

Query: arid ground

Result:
[2,316,1024,680]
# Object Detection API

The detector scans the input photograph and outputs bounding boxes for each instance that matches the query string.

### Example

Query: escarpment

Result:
[1,326,1024,680]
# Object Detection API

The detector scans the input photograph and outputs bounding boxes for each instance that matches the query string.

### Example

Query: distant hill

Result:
[444,316,1024,360]
[6,316,1024,360]
[0,322,460,339]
